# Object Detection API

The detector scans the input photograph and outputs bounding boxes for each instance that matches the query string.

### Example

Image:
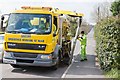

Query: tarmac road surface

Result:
[0,28,105,78]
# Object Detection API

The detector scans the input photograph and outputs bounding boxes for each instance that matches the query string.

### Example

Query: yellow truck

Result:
[1,6,83,70]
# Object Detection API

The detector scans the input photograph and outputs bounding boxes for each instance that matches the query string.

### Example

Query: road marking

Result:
[61,54,78,78]
[61,61,73,78]
[65,74,105,78]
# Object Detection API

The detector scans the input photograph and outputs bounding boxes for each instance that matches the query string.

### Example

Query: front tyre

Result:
[52,62,59,70]
[52,52,61,70]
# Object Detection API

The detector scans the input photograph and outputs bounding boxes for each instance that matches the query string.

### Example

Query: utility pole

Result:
[97,6,100,22]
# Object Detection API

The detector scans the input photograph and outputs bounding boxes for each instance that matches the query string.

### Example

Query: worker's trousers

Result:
[80,45,87,60]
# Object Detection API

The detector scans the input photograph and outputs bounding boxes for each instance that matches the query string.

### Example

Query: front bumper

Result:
[3,51,57,67]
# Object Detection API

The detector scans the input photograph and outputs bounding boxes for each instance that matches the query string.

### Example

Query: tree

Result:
[67,16,78,37]
[91,2,111,23]
[110,0,120,16]
[80,19,91,34]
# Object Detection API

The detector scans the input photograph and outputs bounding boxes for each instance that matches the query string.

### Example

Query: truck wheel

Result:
[64,57,72,65]
[52,63,59,70]
[63,51,72,65]
[52,53,61,70]
[67,58,72,65]
[10,64,21,68]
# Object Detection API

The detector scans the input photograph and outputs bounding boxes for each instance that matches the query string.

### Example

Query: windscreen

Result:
[6,13,52,34]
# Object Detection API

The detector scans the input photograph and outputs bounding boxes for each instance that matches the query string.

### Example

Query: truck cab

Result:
[1,6,83,70]
[3,7,60,69]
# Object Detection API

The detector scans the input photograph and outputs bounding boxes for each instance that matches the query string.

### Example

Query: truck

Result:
[1,6,83,70]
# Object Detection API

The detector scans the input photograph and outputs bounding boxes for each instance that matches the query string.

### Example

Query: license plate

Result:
[3,59,16,64]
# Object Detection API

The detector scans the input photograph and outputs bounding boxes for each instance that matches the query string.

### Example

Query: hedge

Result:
[94,17,120,77]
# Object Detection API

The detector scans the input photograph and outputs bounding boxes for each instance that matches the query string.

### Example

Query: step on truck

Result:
[1,6,83,70]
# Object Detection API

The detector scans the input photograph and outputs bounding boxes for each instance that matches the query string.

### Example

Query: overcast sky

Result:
[0,0,114,24]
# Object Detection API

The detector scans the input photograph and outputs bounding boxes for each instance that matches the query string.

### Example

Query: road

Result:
[0,28,105,78]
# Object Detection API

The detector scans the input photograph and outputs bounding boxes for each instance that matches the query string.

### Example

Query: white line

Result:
[61,54,78,78]
[61,61,73,78]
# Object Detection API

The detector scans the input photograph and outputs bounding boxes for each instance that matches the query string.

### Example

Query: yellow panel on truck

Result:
[1,6,83,70]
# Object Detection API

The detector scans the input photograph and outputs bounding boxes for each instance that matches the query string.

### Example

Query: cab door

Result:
[52,16,59,50]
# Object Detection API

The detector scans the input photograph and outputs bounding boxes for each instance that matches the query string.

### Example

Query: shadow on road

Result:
[11,61,68,78]
[67,54,103,76]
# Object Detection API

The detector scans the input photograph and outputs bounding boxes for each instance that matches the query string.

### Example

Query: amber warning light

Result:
[21,6,52,11]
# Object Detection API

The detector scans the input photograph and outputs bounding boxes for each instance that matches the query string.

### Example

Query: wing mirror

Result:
[1,14,9,32]
[53,33,56,37]
[1,16,5,31]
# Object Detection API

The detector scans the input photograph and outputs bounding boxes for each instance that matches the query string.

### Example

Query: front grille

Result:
[14,53,38,58]
[7,42,46,50]
[16,59,34,63]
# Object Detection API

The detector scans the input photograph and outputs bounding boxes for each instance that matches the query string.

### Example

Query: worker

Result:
[39,18,46,30]
[45,19,50,30]
[78,31,87,61]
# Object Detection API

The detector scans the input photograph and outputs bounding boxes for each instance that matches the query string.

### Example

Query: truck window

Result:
[53,16,58,33]
[6,13,52,34]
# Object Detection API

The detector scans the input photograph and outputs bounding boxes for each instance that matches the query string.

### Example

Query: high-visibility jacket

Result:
[78,34,87,45]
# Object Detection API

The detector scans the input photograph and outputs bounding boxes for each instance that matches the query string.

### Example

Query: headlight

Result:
[38,45,46,50]
[3,51,12,57]
[7,43,16,49]
[41,54,52,59]
[8,43,16,46]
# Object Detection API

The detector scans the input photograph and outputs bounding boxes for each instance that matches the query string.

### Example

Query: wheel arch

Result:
[52,44,62,58]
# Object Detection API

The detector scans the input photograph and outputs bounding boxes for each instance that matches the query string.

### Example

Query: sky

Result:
[0,0,114,24]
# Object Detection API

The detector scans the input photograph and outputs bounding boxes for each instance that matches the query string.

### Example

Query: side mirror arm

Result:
[53,33,56,37]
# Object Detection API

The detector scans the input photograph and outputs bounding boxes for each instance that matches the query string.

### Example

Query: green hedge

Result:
[94,17,120,77]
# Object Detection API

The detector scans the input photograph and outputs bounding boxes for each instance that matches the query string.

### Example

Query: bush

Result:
[105,68,119,78]
[110,0,120,16]
[94,17,120,77]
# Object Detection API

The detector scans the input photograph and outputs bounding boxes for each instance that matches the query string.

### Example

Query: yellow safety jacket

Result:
[78,34,87,46]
